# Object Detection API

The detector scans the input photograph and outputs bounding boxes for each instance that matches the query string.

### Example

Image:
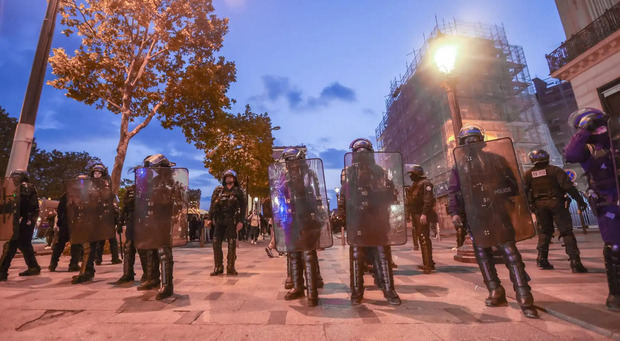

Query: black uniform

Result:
[116,188,150,284]
[524,163,588,272]
[338,164,401,306]
[48,193,82,272]
[209,181,246,275]
[405,177,436,273]
[0,179,41,280]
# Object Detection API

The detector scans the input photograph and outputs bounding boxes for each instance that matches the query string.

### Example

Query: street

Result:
[0,231,616,340]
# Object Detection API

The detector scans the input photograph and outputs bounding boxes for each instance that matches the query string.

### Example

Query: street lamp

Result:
[432,35,463,142]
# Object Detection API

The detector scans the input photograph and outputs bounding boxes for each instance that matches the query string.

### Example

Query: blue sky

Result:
[0,0,566,208]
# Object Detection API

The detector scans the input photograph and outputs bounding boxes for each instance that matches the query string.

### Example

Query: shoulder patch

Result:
[532,169,547,178]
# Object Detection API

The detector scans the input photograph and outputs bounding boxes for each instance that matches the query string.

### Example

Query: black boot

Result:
[303,250,320,306]
[137,249,148,282]
[500,241,538,319]
[563,233,587,273]
[156,248,174,300]
[226,238,238,275]
[418,228,435,274]
[285,252,304,301]
[116,241,135,284]
[110,238,122,264]
[536,250,554,270]
[474,245,507,306]
[570,255,588,273]
[72,242,95,284]
[375,246,401,305]
[68,244,82,272]
[604,244,620,312]
[349,247,365,305]
[285,253,294,289]
[137,250,160,290]
[210,238,224,276]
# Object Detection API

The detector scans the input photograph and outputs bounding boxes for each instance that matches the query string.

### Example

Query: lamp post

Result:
[432,35,477,263]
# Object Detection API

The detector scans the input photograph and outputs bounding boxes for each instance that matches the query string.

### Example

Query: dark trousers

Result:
[95,237,120,263]
[50,233,81,268]
[249,226,259,241]
[0,222,39,274]
[535,200,579,257]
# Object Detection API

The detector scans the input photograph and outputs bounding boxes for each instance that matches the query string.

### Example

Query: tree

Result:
[201,105,274,197]
[48,0,236,192]
[0,106,18,176]
[29,149,101,199]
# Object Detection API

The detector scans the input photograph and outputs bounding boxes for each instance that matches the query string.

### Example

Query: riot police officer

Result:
[0,170,41,281]
[448,126,538,318]
[209,170,246,276]
[115,185,149,284]
[565,108,620,312]
[134,154,180,299]
[405,164,436,274]
[339,138,401,305]
[90,164,121,265]
[48,192,82,272]
[524,149,588,272]
[269,148,328,306]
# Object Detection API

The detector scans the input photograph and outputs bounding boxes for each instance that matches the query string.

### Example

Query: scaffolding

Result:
[376,19,562,186]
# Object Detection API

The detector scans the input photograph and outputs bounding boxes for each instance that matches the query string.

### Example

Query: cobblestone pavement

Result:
[0,231,616,340]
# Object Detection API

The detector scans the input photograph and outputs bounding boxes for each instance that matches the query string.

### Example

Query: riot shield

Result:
[134,167,188,249]
[0,178,17,241]
[343,151,407,246]
[607,115,620,206]
[269,158,333,252]
[66,178,116,244]
[453,137,535,248]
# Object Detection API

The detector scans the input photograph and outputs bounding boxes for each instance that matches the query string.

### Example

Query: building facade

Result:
[376,21,560,194]
[547,2,620,116]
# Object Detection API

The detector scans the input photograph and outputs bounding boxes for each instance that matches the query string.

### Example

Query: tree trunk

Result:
[110,113,131,193]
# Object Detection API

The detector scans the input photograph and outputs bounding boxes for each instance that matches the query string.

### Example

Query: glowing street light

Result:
[434,44,458,75]
[432,34,463,141]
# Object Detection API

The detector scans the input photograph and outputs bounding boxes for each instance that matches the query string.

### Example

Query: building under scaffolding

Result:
[376,20,561,198]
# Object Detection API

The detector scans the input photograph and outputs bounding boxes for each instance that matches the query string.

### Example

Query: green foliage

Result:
[48,0,237,192]
[200,105,274,197]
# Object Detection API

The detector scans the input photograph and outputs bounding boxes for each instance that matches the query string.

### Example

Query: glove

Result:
[451,215,463,227]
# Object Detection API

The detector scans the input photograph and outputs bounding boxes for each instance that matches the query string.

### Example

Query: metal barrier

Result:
[568,199,598,228]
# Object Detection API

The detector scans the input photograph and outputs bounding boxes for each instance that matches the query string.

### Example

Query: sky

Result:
[0,0,566,209]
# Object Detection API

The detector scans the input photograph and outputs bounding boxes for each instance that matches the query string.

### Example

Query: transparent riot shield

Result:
[343,151,407,246]
[453,137,535,248]
[66,178,116,244]
[269,158,333,252]
[134,167,188,249]
[0,178,17,241]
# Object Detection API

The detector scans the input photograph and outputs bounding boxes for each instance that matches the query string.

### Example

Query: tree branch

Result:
[127,101,162,138]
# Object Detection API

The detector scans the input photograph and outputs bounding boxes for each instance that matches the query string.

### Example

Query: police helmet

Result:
[457,125,484,145]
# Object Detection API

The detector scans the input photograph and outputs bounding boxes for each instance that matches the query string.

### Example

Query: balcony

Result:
[546,2,620,74]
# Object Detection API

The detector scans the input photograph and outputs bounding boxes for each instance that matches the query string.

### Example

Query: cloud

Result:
[37,109,62,130]
[318,148,347,169]
[253,75,356,110]
[320,82,356,102]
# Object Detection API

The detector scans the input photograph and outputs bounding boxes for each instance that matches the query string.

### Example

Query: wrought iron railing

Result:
[546,2,620,74]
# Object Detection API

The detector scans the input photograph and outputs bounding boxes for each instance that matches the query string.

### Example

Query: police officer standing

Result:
[90,164,122,266]
[115,185,149,284]
[48,192,82,272]
[448,126,538,318]
[0,170,41,281]
[565,108,620,312]
[405,164,436,274]
[524,149,588,273]
[209,170,246,276]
